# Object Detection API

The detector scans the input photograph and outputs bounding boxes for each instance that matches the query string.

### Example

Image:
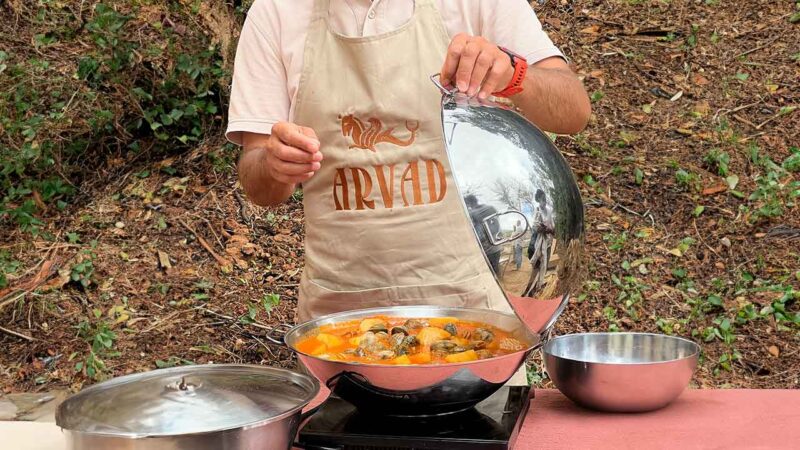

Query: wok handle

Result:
[262,322,293,346]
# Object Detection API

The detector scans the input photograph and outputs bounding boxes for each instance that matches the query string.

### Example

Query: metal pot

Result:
[279,305,540,416]
[432,74,586,336]
[55,364,319,450]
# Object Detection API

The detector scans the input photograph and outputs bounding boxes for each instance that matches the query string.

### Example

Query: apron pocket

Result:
[298,273,492,321]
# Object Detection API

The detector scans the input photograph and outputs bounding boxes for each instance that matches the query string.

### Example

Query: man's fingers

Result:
[270,157,320,176]
[455,39,482,92]
[274,123,320,154]
[478,55,512,99]
[272,171,315,185]
[441,33,469,88]
[468,49,494,96]
[273,142,322,163]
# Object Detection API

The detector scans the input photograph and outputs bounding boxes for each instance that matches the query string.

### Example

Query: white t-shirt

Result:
[226,0,563,144]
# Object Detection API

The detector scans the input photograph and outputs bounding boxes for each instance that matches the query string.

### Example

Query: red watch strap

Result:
[492,48,527,98]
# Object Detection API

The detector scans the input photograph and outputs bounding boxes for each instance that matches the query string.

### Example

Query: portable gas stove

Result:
[297,385,532,450]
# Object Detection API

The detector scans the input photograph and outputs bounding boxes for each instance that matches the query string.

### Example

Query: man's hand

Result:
[265,122,322,184]
[440,33,591,134]
[440,33,514,100]
[238,123,322,207]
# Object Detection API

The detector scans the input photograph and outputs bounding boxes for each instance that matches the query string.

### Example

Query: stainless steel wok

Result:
[279,305,540,416]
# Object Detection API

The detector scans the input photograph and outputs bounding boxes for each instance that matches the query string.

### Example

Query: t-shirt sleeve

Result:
[478,0,565,65]
[226,5,289,145]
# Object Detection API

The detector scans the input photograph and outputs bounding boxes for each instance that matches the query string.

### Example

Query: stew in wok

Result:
[295,316,526,365]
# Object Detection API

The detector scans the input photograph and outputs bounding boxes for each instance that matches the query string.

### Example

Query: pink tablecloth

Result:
[305,388,799,450]
[4,389,798,449]
[518,389,800,450]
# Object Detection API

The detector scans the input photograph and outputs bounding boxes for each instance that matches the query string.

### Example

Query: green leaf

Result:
[790,11,800,23]
[730,190,745,199]
[725,174,739,189]
[693,205,705,217]
[634,168,644,185]
[621,260,631,270]
[590,90,604,102]
[784,151,800,172]
[261,293,281,312]
[734,72,749,81]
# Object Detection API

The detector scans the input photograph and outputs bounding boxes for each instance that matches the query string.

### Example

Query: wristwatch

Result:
[492,46,527,98]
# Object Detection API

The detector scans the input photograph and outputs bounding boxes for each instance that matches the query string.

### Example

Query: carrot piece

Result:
[428,317,458,328]
[391,355,412,365]
[409,352,432,364]
[296,338,327,356]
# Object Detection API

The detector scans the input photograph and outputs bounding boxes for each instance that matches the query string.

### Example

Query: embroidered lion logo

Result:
[340,114,419,152]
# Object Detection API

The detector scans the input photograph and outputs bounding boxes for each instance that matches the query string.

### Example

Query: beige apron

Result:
[292,0,510,323]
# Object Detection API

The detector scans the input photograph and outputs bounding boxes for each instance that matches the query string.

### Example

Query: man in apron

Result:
[227,0,590,384]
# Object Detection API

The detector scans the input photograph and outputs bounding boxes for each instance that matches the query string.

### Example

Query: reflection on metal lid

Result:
[438,90,586,334]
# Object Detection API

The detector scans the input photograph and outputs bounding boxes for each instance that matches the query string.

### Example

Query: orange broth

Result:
[294,315,525,365]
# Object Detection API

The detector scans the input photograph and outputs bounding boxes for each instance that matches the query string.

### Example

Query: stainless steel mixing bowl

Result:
[543,333,700,412]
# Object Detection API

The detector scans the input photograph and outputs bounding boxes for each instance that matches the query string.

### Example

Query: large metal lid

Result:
[56,364,319,437]
[432,75,586,336]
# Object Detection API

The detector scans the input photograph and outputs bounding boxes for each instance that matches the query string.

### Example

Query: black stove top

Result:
[297,386,532,450]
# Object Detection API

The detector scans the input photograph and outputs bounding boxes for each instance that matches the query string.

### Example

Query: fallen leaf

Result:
[157,250,172,269]
[580,24,600,34]
[544,17,562,28]
[768,346,780,357]
[702,184,728,195]
[692,74,709,85]
[670,91,684,102]
[725,175,739,189]
[693,101,711,115]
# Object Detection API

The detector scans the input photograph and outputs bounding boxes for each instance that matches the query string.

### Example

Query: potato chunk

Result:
[417,327,452,347]
[445,350,479,363]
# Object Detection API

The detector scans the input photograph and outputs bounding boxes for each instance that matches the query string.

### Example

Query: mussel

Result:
[430,340,469,354]
[475,328,494,343]
[443,323,457,336]
[390,326,409,336]
[394,335,419,355]
[369,323,389,334]
[403,319,428,329]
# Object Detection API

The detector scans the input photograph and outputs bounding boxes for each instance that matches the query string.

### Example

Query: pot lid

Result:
[433,75,586,335]
[56,364,319,437]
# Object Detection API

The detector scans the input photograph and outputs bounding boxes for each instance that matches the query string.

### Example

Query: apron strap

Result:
[311,0,331,22]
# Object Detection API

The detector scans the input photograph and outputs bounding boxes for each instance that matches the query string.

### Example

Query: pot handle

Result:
[292,404,336,450]
[430,73,458,97]
[261,322,293,347]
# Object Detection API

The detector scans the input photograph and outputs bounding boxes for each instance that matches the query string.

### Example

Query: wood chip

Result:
[702,184,728,195]
[157,250,172,269]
